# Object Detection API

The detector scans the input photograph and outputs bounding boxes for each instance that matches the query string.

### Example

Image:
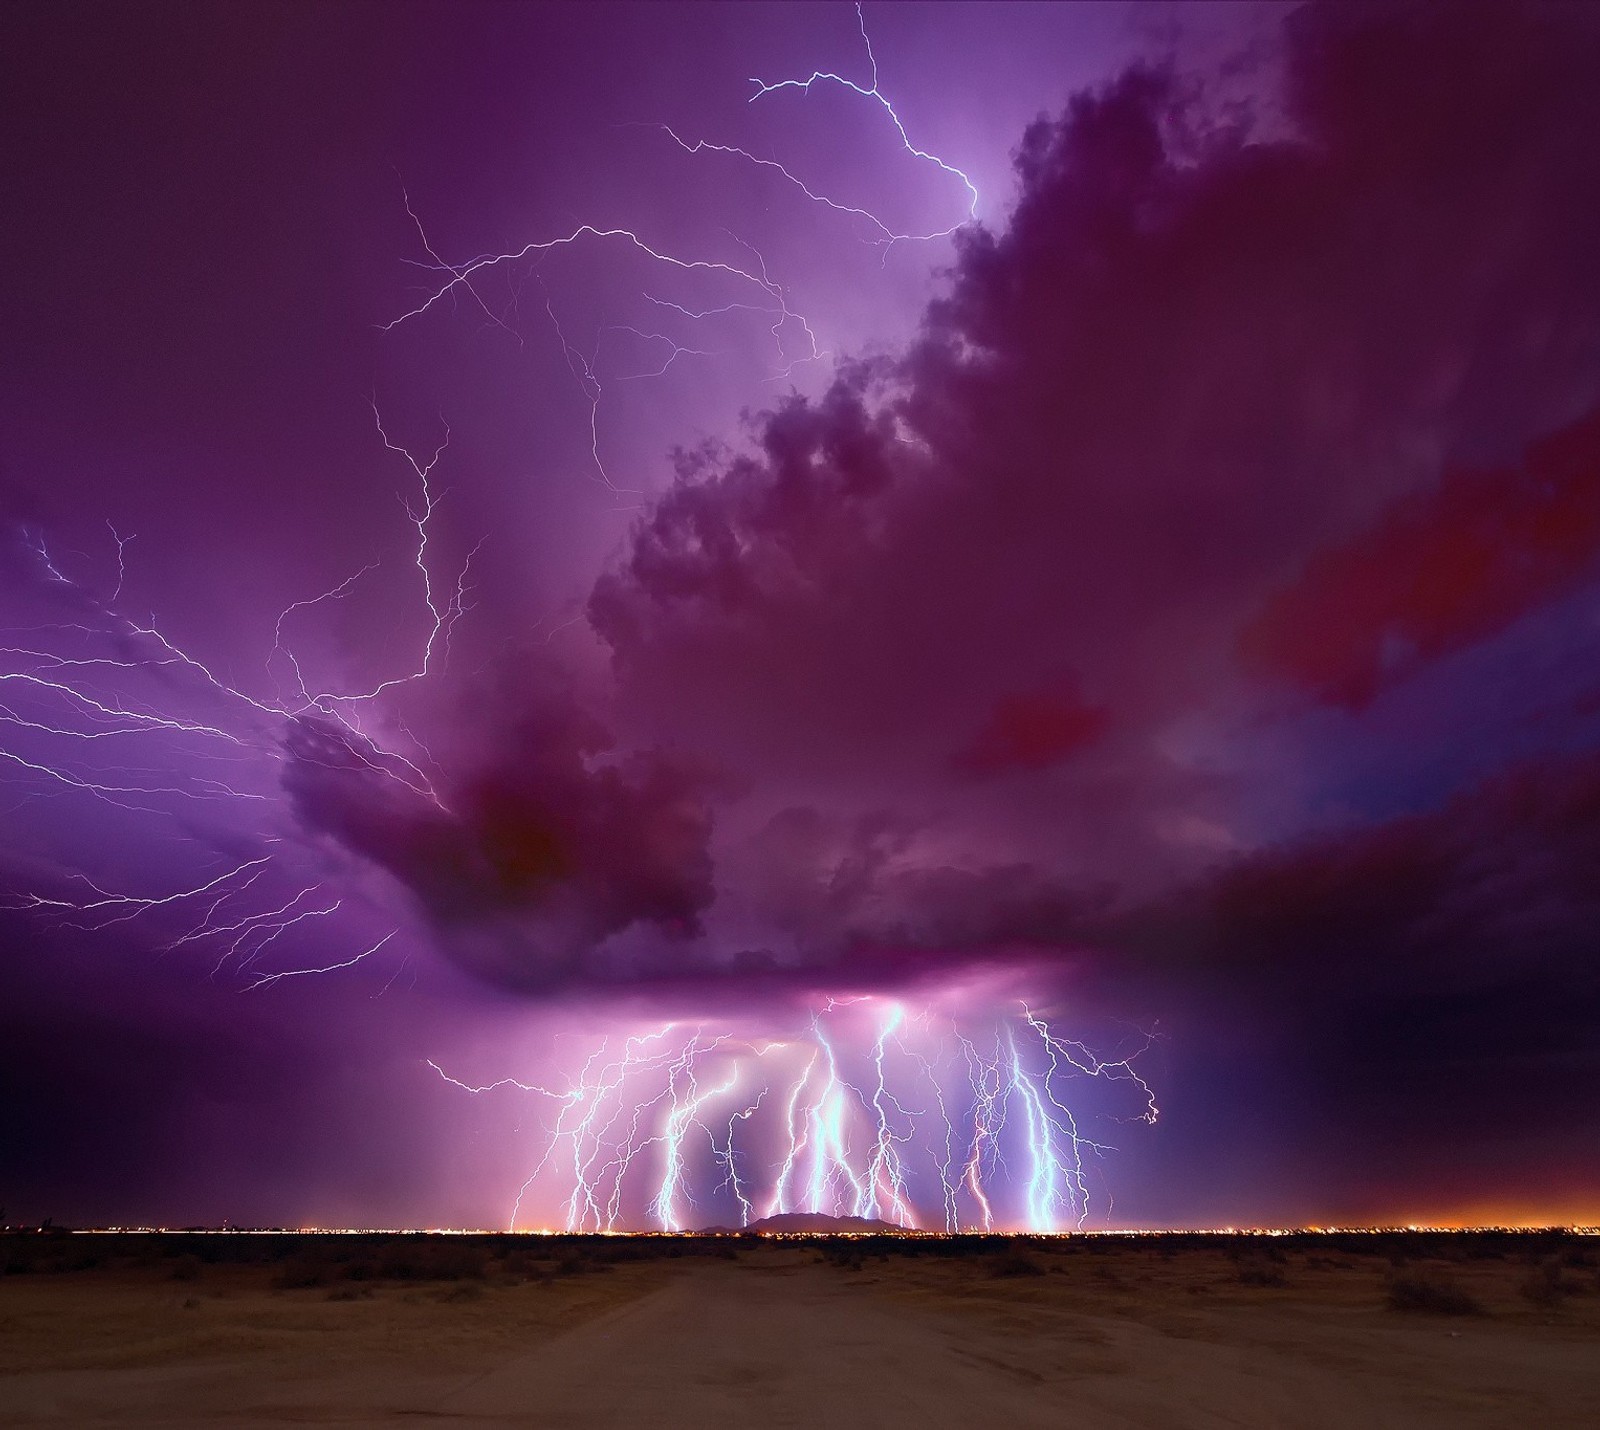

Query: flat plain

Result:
[0,1231,1596,1428]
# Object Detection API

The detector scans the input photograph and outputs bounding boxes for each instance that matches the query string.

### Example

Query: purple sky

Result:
[3,0,1598,1232]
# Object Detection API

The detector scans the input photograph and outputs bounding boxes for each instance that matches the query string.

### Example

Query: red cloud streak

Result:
[1242,403,1600,706]
[952,674,1110,776]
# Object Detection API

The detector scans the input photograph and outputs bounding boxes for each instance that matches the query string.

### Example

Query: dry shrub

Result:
[437,1282,486,1303]
[1519,1258,1573,1309]
[273,1255,332,1290]
[1237,1260,1288,1288]
[988,1247,1046,1278]
[367,1242,489,1282]
[1386,1270,1483,1316]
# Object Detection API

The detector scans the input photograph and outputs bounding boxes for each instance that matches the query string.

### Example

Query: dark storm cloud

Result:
[598,6,1600,750]
[1135,748,1600,996]
[588,360,902,676]
[728,804,1108,959]
[1242,401,1600,707]
[1119,748,1600,1188]
[283,0,1600,1010]
[281,701,715,990]
[593,0,1600,914]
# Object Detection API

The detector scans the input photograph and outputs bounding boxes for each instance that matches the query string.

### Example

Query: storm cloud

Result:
[282,701,716,989]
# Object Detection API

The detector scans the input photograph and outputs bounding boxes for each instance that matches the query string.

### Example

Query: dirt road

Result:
[3,1249,1596,1427]
[432,1259,1594,1429]
[440,1259,1059,1427]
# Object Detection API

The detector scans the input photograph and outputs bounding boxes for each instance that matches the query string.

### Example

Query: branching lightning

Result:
[743,3,979,243]
[1,4,985,995]
[432,996,1158,1234]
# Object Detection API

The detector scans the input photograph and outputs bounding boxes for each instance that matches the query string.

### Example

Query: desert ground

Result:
[1,1230,1596,1427]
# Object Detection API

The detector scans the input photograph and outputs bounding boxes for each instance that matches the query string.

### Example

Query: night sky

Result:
[3,0,1598,1232]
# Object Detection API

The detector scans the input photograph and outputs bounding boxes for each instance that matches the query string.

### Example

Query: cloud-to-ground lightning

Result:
[431,996,1158,1234]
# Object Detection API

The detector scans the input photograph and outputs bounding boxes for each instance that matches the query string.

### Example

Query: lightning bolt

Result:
[744,2,979,247]
[435,996,1158,1234]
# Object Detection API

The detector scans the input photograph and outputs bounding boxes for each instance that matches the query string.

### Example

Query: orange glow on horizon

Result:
[1399,1196,1600,1232]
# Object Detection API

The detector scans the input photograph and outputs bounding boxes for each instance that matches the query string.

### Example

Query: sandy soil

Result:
[1,1240,1596,1427]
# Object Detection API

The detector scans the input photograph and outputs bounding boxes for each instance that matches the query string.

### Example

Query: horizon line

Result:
[17,1223,1599,1238]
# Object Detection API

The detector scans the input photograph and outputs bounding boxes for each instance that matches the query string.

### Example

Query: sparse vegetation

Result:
[273,1254,333,1290]
[436,1282,486,1302]
[988,1246,1046,1278]
[1518,1257,1574,1309]
[1385,1270,1484,1316]
[0,1224,1590,1302]
[326,1286,373,1301]
[1236,1260,1288,1287]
